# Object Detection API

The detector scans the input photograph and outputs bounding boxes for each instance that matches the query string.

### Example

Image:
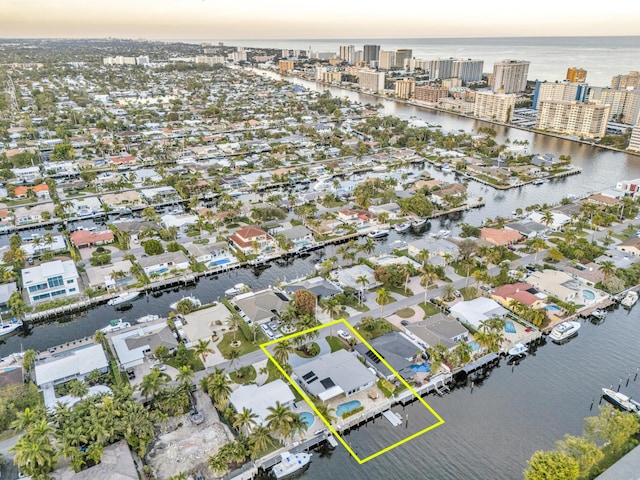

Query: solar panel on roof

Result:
[320,378,335,389]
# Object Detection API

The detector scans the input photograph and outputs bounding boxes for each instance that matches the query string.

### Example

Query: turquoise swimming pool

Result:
[299,411,314,430]
[410,363,431,373]
[545,305,561,311]
[336,400,361,417]
[583,290,596,300]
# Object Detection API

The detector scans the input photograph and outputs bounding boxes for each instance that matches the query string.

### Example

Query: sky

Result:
[2,0,640,40]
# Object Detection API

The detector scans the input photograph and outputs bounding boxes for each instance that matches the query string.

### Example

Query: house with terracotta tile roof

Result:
[616,237,640,257]
[228,225,276,255]
[70,229,115,248]
[13,183,49,199]
[480,227,523,246]
[492,282,547,309]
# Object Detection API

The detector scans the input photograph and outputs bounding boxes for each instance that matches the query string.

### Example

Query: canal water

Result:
[2,74,640,478]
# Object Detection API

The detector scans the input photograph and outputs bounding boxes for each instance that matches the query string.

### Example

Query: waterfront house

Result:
[101,191,144,210]
[138,251,190,278]
[70,229,114,249]
[14,203,56,225]
[111,324,179,369]
[22,260,80,305]
[279,225,315,249]
[368,202,402,220]
[284,277,343,300]
[21,235,67,258]
[69,196,104,218]
[407,237,459,267]
[528,211,571,231]
[85,260,135,291]
[353,332,420,381]
[0,282,17,315]
[480,227,524,246]
[491,282,547,309]
[229,380,296,426]
[430,183,467,206]
[140,186,180,204]
[11,166,41,184]
[293,350,376,401]
[405,313,470,350]
[450,298,509,330]
[179,303,229,347]
[615,237,640,257]
[504,220,546,239]
[331,264,381,290]
[228,225,276,255]
[563,262,605,285]
[232,288,289,325]
[526,269,579,303]
[161,213,198,231]
[13,183,49,199]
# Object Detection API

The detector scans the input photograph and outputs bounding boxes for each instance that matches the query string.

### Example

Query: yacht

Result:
[107,291,141,306]
[100,319,131,334]
[224,283,249,296]
[621,290,638,309]
[591,308,607,320]
[411,218,427,229]
[136,314,160,323]
[367,229,390,239]
[549,321,581,342]
[394,222,411,233]
[508,343,528,357]
[169,295,202,310]
[0,317,23,337]
[601,388,639,412]
[272,451,312,479]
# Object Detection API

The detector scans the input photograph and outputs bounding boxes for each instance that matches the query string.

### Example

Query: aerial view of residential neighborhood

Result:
[1,13,640,480]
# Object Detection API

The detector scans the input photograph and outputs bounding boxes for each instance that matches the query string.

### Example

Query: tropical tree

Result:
[249,424,274,457]
[265,401,294,440]
[227,310,244,342]
[175,365,195,387]
[233,407,259,436]
[273,339,294,365]
[416,248,430,267]
[67,380,89,398]
[202,368,232,410]
[524,450,579,480]
[584,405,640,453]
[555,435,603,477]
[138,369,168,399]
[356,275,370,305]
[598,260,616,278]
[376,288,390,315]
[193,338,215,365]
[11,418,57,479]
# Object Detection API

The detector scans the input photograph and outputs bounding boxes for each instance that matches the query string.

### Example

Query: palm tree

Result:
[249,425,273,457]
[289,413,308,442]
[138,369,168,399]
[233,407,258,436]
[356,275,369,305]
[227,348,240,370]
[273,339,294,365]
[531,238,546,262]
[376,288,390,315]
[265,401,294,441]
[227,311,244,342]
[10,407,44,432]
[454,341,473,365]
[320,297,341,320]
[67,379,89,398]
[359,237,376,256]
[443,284,456,302]
[417,248,430,267]
[193,338,215,365]
[11,419,57,479]
[176,365,195,387]
[314,402,337,425]
[598,260,616,278]
[420,265,438,303]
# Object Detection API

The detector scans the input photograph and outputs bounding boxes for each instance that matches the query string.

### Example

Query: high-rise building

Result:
[628,115,640,152]
[395,78,415,99]
[566,67,587,83]
[357,70,386,93]
[354,50,363,64]
[492,60,530,94]
[536,100,610,138]
[611,71,640,90]
[395,49,413,69]
[532,81,588,110]
[195,55,226,66]
[278,60,295,73]
[363,44,380,64]
[452,59,484,84]
[426,58,454,80]
[414,85,449,103]
[339,45,355,64]
[405,58,428,72]
[590,88,640,123]
[378,51,396,70]
[474,91,516,123]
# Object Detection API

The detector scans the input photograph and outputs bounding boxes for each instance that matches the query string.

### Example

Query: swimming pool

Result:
[544,305,561,311]
[469,341,480,352]
[583,290,596,300]
[210,258,230,266]
[410,363,431,373]
[504,321,516,334]
[336,400,361,417]
[299,412,314,430]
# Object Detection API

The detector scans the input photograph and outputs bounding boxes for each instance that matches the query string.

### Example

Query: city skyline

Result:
[2,0,640,40]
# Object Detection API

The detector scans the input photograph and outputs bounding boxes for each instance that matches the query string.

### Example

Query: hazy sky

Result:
[3,0,640,39]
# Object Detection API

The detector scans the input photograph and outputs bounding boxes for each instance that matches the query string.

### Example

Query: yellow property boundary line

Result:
[259,318,445,463]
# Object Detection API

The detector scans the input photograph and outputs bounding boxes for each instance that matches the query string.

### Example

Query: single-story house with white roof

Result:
[229,380,295,426]
[449,297,509,329]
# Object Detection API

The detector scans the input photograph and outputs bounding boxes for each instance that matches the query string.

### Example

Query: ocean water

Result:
[182,36,640,88]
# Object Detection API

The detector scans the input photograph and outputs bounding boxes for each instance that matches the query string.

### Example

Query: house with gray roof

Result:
[504,220,546,239]
[232,288,289,325]
[284,276,343,300]
[405,313,470,351]
[407,237,459,267]
[293,350,376,401]
[353,332,420,381]
[111,324,179,369]
[138,251,190,277]
[279,225,315,248]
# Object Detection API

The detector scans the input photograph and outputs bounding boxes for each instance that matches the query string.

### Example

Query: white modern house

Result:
[22,260,80,305]
[138,251,190,277]
[229,380,296,426]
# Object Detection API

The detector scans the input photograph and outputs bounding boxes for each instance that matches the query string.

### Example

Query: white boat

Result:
[591,308,607,320]
[272,451,312,479]
[100,319,131,334]
[621,291,638,309]
[442,164,452,173]
[508,343,528,356]
[367,229,390,239]
[170,295,202,310]
[136,314,160,323]
[532,179,545,185]
[107,291,141,306]
[394,222,411,233]
[224,283,249,296]
[0,317,23,337]
[602,388,639,412]
[549,321,581,342]
[437,229,451,238]
[411,218,427,229]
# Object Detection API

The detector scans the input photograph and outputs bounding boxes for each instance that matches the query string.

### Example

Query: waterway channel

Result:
[2,75,640,478]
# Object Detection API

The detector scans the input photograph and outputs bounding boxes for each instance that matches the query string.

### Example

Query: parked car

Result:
[401,320,410,326]
[337,330,353,341]
[152,363,166,371]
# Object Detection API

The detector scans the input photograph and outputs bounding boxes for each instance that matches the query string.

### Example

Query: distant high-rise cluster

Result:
[611,71,640,90]
[103,55,149,65]
[492,60,530,94]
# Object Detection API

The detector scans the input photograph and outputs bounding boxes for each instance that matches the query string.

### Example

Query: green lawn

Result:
[355,319,397,340]
[218,332,260,359]
[325,335,346,353]
[396,307,415,319]
[418,302,440,318]
[229,365,256,384]
[165,350,205,372]
[386,285,413,297]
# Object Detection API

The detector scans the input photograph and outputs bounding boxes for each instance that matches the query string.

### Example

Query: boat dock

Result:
[382,410,403,426]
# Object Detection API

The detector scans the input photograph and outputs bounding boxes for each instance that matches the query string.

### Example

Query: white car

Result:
[337,330,353,341]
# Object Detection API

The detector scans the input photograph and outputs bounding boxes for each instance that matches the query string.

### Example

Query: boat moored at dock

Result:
[602,388,639,412]
[549,321,581,342]
[100,319,131,334]
[271,451,312,479]
[107,291,141,306]
[621,290,638,309]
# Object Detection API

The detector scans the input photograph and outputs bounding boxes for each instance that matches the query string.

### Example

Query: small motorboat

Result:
[394,222,411,233]
[549,321,581,342]
[508,343,528,357]
[411,218,427,229]
[272,451,312,479]
[224,283,249,296]
[621,290,638,309]
[107,291,141,306]
[169,295,202,310]
[100,319,131,334]
[591,309,607,320]
[136,314,160,323]
[367,229,390,239]
[602,388,639,412]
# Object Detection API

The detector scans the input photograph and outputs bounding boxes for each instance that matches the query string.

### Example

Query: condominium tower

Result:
[492,60,530,94]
